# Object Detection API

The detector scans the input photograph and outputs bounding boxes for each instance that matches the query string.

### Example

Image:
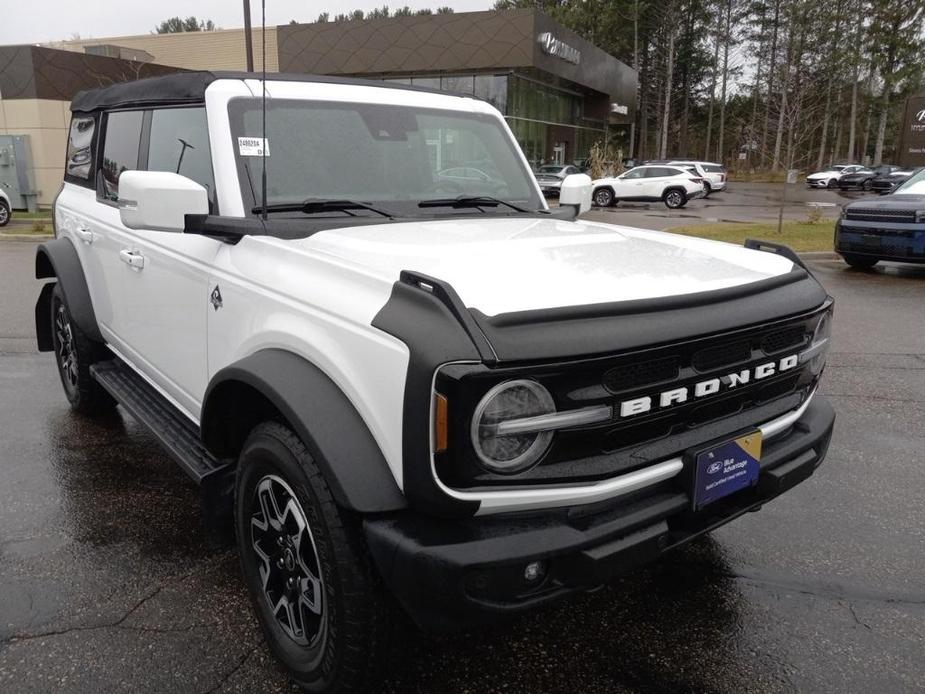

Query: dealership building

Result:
[0,10,636,209]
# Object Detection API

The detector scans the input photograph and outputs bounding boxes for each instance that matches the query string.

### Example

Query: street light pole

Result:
[243,0,255,72]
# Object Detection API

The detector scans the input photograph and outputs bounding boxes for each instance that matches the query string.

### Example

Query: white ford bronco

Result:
[36,72,835,692]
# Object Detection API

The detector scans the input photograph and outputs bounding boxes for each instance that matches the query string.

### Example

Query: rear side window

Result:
[65,116,96,184]
[100,111,144,201]
[703,164,725,173]
[147,107,215,204]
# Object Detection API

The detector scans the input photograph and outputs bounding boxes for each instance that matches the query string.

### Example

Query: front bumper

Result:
[807,179,831,188]
[365,395,835,632]
[836,220,925,262]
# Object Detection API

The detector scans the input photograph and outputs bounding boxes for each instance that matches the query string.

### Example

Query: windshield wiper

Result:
[417,196,531,213]
[252,199,396,218]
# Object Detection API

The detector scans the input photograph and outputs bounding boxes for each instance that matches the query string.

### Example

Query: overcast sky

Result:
[0,1,493,46]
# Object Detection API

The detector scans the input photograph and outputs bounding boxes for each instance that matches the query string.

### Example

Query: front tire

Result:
[593,187,614,207]
[663,188,687,209]
[235,422,390,693]
[862,178,873,191]
[0,199,9,227]
[827,178,838,189]
[51,285,115,414]
[842,253,879,270]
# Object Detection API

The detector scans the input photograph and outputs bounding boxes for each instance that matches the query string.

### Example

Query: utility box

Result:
[0,135,40,212]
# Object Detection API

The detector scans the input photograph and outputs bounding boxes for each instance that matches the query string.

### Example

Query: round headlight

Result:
[470,379,555,474]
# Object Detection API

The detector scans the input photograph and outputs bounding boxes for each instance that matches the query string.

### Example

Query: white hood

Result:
[300,217,794,317]
[808,169,841,179]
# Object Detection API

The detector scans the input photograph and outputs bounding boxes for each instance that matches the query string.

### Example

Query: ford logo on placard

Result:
[916,109,925,123]
[707,461,723,475]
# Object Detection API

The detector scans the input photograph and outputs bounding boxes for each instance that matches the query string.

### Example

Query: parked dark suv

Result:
[870,168,919,195]
[837,165,900,191]
[835,169,925,268]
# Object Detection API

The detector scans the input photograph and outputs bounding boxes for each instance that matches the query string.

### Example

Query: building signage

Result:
[900,97,925,167]
[610,103,629,115]
[537,32,581,65]
[912,109,925,134]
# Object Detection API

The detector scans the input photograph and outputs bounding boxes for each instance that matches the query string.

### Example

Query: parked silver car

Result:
[534,164,581,196]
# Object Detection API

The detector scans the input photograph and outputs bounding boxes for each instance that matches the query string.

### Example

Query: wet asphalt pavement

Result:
[1,238,924,693]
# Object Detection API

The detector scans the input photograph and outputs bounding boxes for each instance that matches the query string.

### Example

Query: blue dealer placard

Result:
[693,432,762,509]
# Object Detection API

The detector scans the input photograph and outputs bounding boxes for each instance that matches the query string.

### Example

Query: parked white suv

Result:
[36,72,835,692]
[591,165,705,208]
[667,160,727,196]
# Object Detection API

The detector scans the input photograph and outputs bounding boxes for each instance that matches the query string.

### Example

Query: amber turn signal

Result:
[434,392,448,453]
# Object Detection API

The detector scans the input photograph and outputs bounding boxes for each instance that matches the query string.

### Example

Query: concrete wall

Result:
[0,98,70,208]
[53,28,279,72]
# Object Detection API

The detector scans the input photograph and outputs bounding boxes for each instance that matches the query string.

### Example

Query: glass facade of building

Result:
[383,72,607,170]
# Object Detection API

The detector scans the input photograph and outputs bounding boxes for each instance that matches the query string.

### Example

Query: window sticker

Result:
[238,137,270,156]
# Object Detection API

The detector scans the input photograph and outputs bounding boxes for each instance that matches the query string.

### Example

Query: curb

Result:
[0,233,54,241]
[798,251,839,260]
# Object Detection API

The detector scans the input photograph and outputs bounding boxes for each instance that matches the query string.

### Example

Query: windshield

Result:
[228,98,543,217]
[537,166,564,173]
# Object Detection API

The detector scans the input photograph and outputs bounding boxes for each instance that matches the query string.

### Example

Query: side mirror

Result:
[118,170,208,232]
[559,173,592,217]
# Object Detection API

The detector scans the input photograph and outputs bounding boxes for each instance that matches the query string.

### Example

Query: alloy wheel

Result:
[55,304,79,391]
[250,474,325,647]
[666,191,683,208]
[0,204,8,225]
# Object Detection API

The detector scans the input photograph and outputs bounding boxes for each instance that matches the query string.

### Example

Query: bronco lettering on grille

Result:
[618,354,799,417]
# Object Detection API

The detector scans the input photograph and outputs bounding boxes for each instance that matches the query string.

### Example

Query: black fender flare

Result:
[201,349,407,513]
[34,237,102,350]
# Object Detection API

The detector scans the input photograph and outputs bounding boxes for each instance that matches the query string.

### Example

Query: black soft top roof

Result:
[70,70,460,113]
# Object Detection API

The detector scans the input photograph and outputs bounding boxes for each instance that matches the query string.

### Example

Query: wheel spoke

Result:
[299,574,323,615]
[257,484,284,531]
[281,497,305,535]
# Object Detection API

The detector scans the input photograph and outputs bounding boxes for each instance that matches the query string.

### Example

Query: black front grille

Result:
[762,326,809,354]
[839,240,917,258]
[603,355,679,394]
[435,305,829,490]
[691,340,752,372]
[844,208,916,223]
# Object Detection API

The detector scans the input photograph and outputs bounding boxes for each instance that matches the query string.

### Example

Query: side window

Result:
[65,115,96,184]
[623,168,645,179]
[100,111,144,201]
[147,107,215,205]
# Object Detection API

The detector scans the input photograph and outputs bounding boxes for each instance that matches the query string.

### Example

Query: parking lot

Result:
[1,231,923,693]
[580,180,868,230]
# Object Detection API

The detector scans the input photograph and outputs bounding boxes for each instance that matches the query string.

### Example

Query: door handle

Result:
[119,249,145,270]
[74,226,93,244]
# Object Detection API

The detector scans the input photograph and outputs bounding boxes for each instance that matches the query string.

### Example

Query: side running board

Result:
[90,359,234,519]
